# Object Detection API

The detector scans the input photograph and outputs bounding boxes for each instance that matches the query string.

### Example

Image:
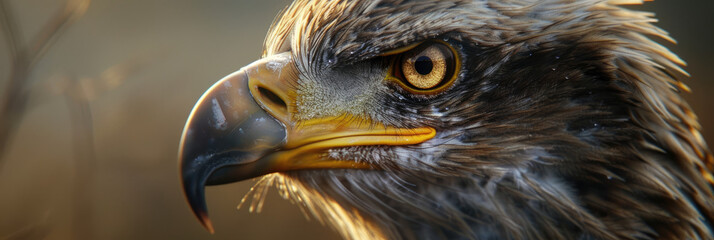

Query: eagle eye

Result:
[387,41,460,95]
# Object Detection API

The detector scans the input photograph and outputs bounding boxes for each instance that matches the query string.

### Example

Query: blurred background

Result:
[0,0,711,239]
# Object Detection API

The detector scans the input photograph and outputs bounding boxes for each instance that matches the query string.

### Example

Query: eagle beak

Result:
[179,53,436,233]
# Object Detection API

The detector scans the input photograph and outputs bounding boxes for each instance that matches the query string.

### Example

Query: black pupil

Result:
[414,56,433,75]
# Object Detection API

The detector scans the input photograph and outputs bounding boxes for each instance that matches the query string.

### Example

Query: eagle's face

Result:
[179,0,714,239]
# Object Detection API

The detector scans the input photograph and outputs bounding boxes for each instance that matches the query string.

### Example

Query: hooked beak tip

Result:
[181,167,213,233]
[178,66,287,234]
[198,213,215,234]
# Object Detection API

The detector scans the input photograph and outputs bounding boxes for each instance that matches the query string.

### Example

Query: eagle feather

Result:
[231,0,714,239]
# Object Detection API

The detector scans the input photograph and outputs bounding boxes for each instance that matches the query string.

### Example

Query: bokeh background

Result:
[0,0,711,239]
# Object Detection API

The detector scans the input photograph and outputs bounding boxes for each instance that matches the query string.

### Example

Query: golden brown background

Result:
[0,0,711,239]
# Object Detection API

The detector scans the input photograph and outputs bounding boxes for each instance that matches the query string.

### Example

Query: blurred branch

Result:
[1,0,147,238]
[0,0,24,60]
[34,57,142,240]
[64,76,96,240]
[28,0,90,67]
[0,1,93,239]
[0,0,91,170]
[0,0,29,171]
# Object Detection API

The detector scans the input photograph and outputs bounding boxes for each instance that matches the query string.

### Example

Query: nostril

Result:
[257,86,287,113]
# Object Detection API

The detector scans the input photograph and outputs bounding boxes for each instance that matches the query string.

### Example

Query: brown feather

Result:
[236,0,714,239]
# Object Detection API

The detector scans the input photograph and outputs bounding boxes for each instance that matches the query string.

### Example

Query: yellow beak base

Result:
[178,53,436,233]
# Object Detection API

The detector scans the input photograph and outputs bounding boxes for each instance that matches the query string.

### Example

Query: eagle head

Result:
[179,0,714,239]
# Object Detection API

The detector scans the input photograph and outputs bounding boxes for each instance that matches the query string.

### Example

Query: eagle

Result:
[178,0,714,239]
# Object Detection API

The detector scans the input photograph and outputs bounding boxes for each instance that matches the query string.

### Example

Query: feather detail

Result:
[244,0,714,239]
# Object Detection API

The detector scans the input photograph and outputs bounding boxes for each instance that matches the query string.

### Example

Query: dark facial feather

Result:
[238,0,714,239]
